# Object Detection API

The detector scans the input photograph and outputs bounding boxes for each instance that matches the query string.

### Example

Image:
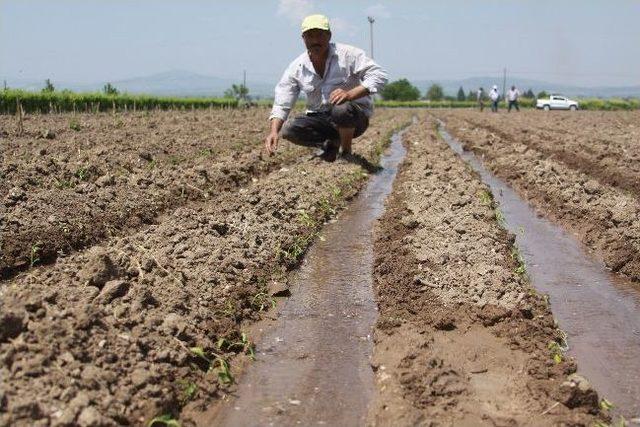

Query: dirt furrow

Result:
[434,110,640,283]
[0,109,413,426]
[1,109,403,276]
[370,117,606,426]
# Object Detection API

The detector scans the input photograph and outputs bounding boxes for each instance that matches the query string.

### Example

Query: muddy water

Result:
[212,132,408,427]
[438,124,640,419]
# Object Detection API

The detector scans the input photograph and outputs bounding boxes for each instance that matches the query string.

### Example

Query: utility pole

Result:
[243,69,247,101]
[367,16,375,59]
[502,67,507,104]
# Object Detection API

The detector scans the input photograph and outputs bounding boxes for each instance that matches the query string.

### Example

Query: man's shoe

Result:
[321,139,339,162]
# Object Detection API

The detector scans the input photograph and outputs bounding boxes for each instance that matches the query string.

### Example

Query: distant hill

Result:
[3,71,639,99]
[412,77,640,98]
[2,70,275,98]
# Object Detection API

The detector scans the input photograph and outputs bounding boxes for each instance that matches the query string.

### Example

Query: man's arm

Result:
[329,84,369,105]
[352,47,388,96]
[266,65,300,154]
[265,118,284,154]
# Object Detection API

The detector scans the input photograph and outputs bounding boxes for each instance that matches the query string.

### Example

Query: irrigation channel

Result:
[438,122,640,420]
[210,129,409,426]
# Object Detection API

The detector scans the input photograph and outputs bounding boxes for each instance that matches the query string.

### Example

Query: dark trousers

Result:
[478,100,484,111]
[491,100,499,112]
[508,100,520,112]
[281,102,369,148]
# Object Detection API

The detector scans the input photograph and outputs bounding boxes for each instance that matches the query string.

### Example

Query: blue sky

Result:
[1,0,639,87]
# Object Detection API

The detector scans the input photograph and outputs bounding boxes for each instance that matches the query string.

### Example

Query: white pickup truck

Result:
[536,95,579,111]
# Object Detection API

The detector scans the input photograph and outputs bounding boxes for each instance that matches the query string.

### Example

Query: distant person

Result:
[507,86,520,112]
[489,85,500,112]
[264,14,388,162]
[477,87,485,111]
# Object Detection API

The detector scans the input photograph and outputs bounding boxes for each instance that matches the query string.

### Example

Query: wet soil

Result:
[205,124,409,427]
[0,108,413,426]
[370,117,606,425]
[440,125,640,419]
[433,110,640,283]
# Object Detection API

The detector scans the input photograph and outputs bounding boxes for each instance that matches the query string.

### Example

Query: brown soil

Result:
[0,108,413,427]
[433,110,640,283]
[1,109,308,276]
[370,117,606,426]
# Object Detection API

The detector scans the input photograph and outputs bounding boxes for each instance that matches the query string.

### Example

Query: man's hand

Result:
[265,131,279,155]
[329,88,351,105]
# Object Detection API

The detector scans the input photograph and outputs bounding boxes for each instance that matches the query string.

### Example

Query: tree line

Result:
[381,78,545,102]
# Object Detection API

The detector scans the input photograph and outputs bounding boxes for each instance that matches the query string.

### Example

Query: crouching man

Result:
[264,14,388,162]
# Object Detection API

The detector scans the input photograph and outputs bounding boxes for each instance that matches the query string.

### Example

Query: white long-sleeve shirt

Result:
[269,43,388,121]
[507,89,519,101]
[489,88,500,101]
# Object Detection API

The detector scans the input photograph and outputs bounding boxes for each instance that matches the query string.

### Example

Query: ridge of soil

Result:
[1,109,310,275]
[0,109,413,426]
[370,117,607,426]
[434,110,640,283]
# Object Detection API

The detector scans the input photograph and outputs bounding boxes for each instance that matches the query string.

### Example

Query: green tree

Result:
[467,90,475,101]
[103,83,119,95]
[456,86,466,101]
[42,79,55,93]
[224,84,249,100]
[425,84,444,101]
[380,78,421,101]
[524,89,535,98]
[537,90,549,99]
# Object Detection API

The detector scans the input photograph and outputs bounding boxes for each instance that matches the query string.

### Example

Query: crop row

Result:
[0,89,237,114]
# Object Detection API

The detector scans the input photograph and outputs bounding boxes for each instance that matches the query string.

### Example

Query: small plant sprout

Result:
[298,210,315,228]
[478,190,493,206]
[250,290,276,312]
[148,414,180,427]
[178,380,197,404]
[189,346,234,385]
[75,167,88,181]
[217,332,256,361]
[600,398,615,411]
[547,341,564,364]
[510,247,527,276]
[69,118,81,131]
[494,208,506,225]
[30,242,42,267]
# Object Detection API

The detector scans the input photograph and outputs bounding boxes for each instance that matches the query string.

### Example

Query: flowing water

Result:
[211,130,408,427]
[439,124,640,420]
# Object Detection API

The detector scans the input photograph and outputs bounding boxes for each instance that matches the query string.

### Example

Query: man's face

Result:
[302,29,331,58]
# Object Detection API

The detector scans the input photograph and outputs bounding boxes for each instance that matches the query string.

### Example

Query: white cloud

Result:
[365,4,391,19]
[331,17,357,37]
[277,0,315,24]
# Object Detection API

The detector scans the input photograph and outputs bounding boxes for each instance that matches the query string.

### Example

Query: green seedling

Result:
[148,414,180,427]
[69,119,81,131]
[178,380,197,404]
[198,148,213,157]
[54,178,74,189]
[30,242,42,267]
[330,186,342,199]
[190,346,234,385]
[147,159,158,170]
[250,290,276,312]
[218,332,256,361]
[298,210,315,228]
[594,417,627,427]
[318,197,335,216]
[600,398,615,411]
[548,341,564,364]
[478,190,493,206]
[75,167,88,181]
[510,247,527,276]
[494,208,506,225]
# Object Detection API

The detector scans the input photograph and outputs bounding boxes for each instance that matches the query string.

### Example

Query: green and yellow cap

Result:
[301,14,330,34]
